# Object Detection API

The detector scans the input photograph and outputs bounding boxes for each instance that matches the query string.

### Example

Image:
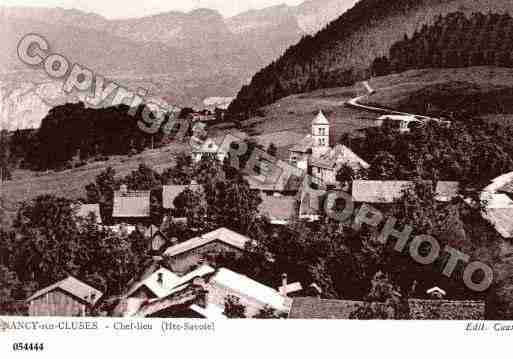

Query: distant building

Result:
[258,195,298,225]
[112,184,151,224]
[351,180,460,204]
[377,114,423,133]
[245,172,303,197]
[27,276,102,317]
[163,227,252,273]
[310,144,370,186]
[192,138,227,163]
[75,203,102,224]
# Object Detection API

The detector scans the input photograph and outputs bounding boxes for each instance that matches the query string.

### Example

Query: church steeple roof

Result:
[312,110,329,125]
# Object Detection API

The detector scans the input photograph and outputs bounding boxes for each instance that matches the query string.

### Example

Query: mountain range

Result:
[0,1,356,130]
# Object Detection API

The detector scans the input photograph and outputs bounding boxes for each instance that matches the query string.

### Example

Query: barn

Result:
[27,276,103,317]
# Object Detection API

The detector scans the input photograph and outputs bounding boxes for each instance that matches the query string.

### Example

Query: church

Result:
[288,111,370,186]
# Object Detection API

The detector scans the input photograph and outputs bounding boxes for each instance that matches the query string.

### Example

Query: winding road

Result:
[345,83,445,124]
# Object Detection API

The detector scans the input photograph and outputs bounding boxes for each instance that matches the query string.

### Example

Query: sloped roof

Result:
[288,298,485,319]
[259,195,297,223]
[497,180,513,195]
[192,138,223,154]
[299,188,326,217]
[482,206,513,238]
[408,299,485,320]
[245,172,303,193]
[76,204,102,223]
[288,298,363,319]
[162,184,203,209]
[210,268,291,313]
[312,110,329,125]
[127,265,215,299]
[352,181,460,203]
[310,144,370,171]
[289,135,315,153]
[481,172,513,238]
[112,190,150,218]
[163,227,251,257]
[27,276,103,306]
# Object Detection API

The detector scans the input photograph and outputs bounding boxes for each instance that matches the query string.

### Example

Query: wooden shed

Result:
[27,276,103,317]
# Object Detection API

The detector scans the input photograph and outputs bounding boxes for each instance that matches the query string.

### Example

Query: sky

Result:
[1,0,309,18]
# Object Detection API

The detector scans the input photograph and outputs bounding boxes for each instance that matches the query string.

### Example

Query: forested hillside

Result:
[371,12,513,76]
[228,0,513,118]
[9,103,170,171]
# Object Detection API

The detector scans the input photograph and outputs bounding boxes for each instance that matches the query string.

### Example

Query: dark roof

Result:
[259,195,297,223]
[246,173,302,193]
[288,298,485,319]
[112,190,150,218]
[288,298,364,319]
[289,135,315,153]
[162,184,203,209]
[408,299,485,320]
[164,227,251,257]
[310,144,370,171]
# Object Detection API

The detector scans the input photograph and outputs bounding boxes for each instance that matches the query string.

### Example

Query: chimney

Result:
[157,272,163,286]
[120,184,128,195]
[281,273,288,289]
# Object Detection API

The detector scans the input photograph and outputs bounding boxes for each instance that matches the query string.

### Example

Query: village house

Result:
[351,180,460,204]
[129,267,292,318]
[112,184,151,225]
[309,144,370,186]
[258,195,298,225]
[27,276,103,317]
[163,227,253,273]
[192,138,228,163]
[119,264,215,317]
[75,203,102,224]
[480,172,513,239]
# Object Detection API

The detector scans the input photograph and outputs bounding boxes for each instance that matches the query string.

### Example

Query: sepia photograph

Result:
[1,0,513,356]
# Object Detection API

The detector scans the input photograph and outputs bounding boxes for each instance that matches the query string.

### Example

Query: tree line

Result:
[6,102,179,172]
[371,12,513,76]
